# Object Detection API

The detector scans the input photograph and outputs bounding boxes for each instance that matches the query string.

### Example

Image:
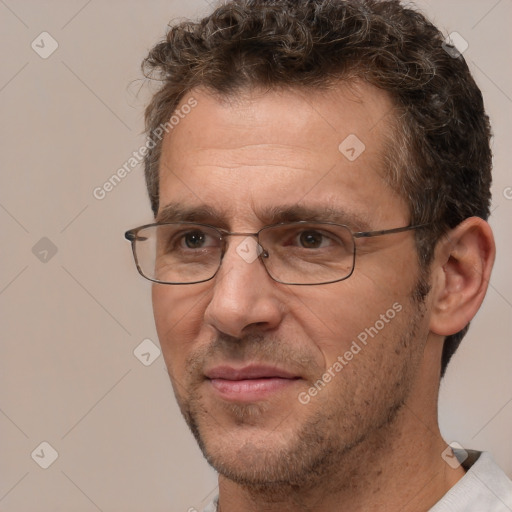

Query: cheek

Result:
[152,284,210,373]
[313,302,419,406]
[291,278,412,366]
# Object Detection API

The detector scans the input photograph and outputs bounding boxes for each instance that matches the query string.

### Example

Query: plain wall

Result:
[1,1,511,510]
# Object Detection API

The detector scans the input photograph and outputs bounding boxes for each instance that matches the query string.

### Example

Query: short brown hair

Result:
[141,0,492,376]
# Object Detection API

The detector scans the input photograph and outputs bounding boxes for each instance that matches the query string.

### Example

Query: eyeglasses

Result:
[124,221,428,286]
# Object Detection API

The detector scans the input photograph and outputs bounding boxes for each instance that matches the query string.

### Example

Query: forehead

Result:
[165,80,395,156]
[158,81,407,228]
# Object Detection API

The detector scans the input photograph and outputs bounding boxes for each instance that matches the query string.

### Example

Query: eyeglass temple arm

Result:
[353,223,429,239]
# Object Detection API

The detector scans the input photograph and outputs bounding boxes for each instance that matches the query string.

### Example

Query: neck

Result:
[216,342,465,512]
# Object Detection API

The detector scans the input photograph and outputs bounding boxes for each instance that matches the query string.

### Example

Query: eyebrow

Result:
[257,204,372,231]
[156,203,229,226]
[156,202,372,232]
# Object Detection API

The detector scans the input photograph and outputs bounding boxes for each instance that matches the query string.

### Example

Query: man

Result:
[125,0,512,510]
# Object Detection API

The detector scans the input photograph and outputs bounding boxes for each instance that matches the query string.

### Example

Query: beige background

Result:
[0,1,511,510]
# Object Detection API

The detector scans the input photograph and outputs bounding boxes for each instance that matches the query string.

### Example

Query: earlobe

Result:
[429,217,495,336]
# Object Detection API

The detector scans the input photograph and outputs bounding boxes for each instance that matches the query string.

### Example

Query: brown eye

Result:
[183,231,207,249]
[299,231,324,248]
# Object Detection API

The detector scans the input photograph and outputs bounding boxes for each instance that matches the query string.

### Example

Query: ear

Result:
[429,217,495,336]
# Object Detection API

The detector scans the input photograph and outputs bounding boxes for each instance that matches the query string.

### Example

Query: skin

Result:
[151,82,495,511]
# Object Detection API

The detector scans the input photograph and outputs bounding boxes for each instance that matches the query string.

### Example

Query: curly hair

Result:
[141,0,492,376]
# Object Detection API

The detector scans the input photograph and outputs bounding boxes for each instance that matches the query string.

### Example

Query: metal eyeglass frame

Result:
[124,221,430,286]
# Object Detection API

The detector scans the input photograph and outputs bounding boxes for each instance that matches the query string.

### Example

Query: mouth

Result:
[204,365,302,402]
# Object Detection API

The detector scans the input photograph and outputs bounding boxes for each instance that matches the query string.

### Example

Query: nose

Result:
[202,236,284,338]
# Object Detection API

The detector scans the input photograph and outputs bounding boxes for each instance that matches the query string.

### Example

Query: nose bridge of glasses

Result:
[222,230,259,238]
[220,230,267,259]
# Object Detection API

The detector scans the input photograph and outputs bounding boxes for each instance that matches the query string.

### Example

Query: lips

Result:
[205,365,298,380]
[204,365,301,402]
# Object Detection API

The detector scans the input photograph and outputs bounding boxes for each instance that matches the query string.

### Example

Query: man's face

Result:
[152,83,431,486]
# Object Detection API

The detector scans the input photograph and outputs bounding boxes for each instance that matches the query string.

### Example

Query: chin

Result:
[204,436,311,486]
[185,405,350,488]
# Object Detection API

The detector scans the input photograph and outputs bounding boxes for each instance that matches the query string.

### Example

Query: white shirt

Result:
[429,450,512,511]
[202,451,512,511]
